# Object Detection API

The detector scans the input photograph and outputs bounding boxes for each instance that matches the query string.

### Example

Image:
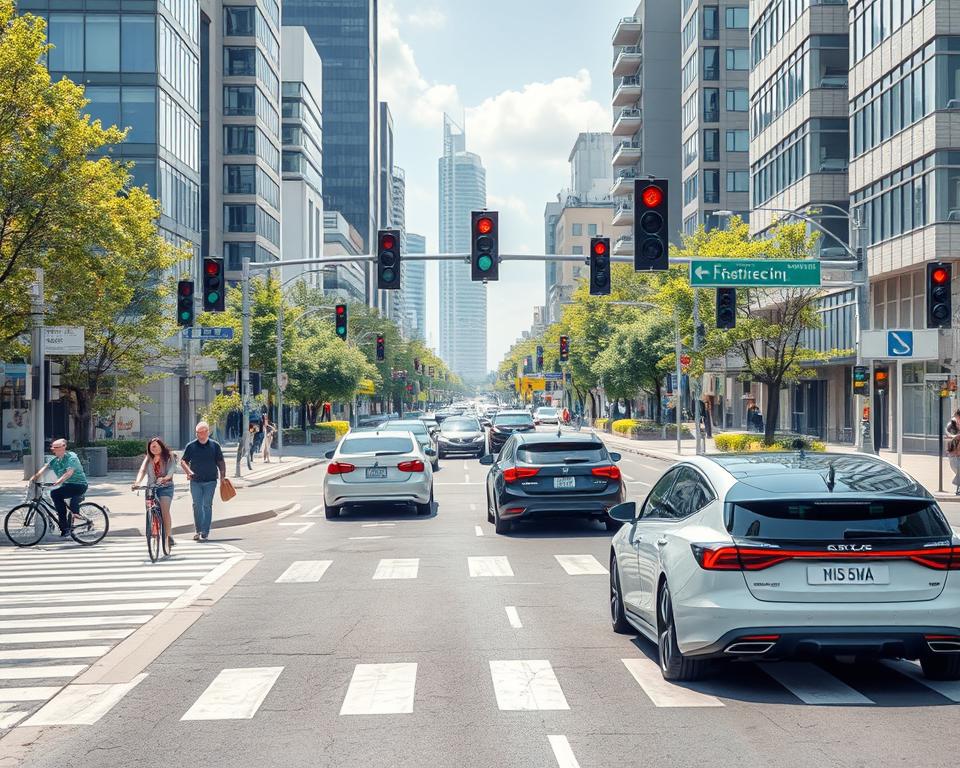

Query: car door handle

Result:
[656,538,668,547]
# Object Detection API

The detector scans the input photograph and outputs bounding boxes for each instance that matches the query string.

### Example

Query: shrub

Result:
[714,433,825,453]
[594,418,609,431]
[92,439,148,458]
[308,421,350,444]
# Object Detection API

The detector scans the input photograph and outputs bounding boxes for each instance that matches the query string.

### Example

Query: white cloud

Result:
[404,8,447,28]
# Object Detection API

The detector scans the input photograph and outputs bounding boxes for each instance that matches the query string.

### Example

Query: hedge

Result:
[92,439,149,458]
[714,433,826,452]
[282,421,351,445]
[594,418,610,431]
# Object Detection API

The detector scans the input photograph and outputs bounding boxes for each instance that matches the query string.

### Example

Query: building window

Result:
[85,86,120,128]
[224,47,255,76]
[726,88,748,111]
[682,53,698,90]
[726,170,749,192]
[703,6,719,40]
[224,6,254,36]
[121,86,156,143]
[726,129,749,152]
[683,133,699,167]
[725,48,749,71]
[47,14,84,71]
[225,204,255,232]
[121,16,155,73]
[703,88,719,122]
[704,130,720,162]
[703,170,720,203]
[851,0,932,66]
[682,11,698,51]
[682,93,697,128]
[588,223,598,236]
[572,223,582,236]
[703,47,719,80]
[224,86,255,115]
[224,164,256,195]
[571,245,583,255]
[225,125,256,154]
[751,124,808,206]
[683,174,699,205]
[725,7,748,29]
[85,15,119,72]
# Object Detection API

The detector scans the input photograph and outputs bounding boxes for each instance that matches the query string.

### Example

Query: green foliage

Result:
[594,418,609,431]
[714,433,826,452]
[611,419,692,438]
[201,392,242,430]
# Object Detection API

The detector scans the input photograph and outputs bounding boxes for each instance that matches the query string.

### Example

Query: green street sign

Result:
[689,259,822,288]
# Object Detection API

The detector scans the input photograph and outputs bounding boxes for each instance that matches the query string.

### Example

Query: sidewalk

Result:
[0,442,331,541]
[587,428,960,503]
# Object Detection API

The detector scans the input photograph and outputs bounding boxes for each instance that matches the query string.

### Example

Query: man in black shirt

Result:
[179,421,226,541]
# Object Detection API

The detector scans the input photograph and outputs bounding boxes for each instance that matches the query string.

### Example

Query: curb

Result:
[232,457,325,488]
[108,501,299,537]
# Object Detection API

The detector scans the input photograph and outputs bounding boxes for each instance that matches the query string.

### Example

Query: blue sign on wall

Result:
[887,331,913,357]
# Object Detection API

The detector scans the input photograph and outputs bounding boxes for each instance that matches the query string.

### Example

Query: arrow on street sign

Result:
[689,259,821,288]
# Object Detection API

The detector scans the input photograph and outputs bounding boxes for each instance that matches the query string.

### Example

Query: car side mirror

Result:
[479,454,495,466]
[324,450,335,460]
[608,501,637,523]
[610,452,622,462]
[424,448,437,457]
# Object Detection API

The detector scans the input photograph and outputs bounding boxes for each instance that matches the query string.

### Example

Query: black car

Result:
[480,433,623,534]
[488,410,536,453]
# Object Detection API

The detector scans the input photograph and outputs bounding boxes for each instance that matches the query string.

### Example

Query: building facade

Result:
[680,1,752,233]
[322,211,367,302]
[404,232,427,341]
[438,114,488,382]
[611,3,682,256]
[390,165,409,334]
[280,26,323,287]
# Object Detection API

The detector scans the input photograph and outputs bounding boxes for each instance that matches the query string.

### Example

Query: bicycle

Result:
[133,484,170,562]
[4,482,109,547]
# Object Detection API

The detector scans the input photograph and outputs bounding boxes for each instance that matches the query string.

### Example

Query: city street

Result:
[1,440,959,768]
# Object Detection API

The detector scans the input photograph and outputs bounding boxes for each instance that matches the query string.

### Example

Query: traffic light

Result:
[377,229,402,290]
[524,355,532,375]
[471,211,499,281]
[202,258,225,312]
[853,365,870,397]
[589,237,611,296]
[536,345,544,372]
[874,366,889,394]
[634,179,669,271]
[559,335,569,362]
[376,334,385,361]
[716,288,736,330]
[335,304,347,341]
[926,262,952,328]
[177,280,194,326]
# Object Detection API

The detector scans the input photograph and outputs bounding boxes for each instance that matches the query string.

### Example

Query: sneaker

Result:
[200,533,208,541]
[193,533,200,541]
[168,537,176,549]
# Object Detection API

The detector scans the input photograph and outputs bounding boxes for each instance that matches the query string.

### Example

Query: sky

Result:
[377,0,625,373]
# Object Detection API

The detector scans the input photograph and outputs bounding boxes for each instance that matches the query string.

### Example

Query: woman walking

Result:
[261,415,277,463]
[947,410,960,495]
[132,437,177,549]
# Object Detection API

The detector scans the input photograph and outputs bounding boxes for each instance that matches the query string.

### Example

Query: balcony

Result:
[612,16,642,46]
[612,45,642,76]
[613,234,634,257]
[612,202,633,226]
[612,140,642,167]
[612,107,642,136]
[613,76,642,106]
[611,169,637,197]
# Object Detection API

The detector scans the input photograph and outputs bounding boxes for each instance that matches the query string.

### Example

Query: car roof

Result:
[699,452,929,499]
[514,432,602,446]
[495,410,533,416]
[385,419,427,427]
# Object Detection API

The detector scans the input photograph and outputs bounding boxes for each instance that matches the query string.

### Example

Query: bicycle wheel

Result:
[70,503,109,546]
[4,503,46,546]
[146,507,161,562]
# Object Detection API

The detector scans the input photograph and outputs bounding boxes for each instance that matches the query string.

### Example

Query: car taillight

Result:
[592,465,621,481]
[692,543,960,571]
[503,466,540,484]
[327,461,355,475]
[397,460,424,473]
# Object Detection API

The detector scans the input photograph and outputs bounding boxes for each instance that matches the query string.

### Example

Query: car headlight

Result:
[471,435,485,442]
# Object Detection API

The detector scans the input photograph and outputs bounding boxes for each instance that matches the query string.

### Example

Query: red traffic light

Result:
[593,240,607,256]
[641,185,664,208]
[205,261,220,276]
[875,370,888,382]
[476,217,494,235]
[932,267,950,285]
[336,305,345,315]
[381,234,396,250]
[179,282,193,296]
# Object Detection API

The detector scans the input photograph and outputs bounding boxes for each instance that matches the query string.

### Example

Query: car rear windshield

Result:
[517,442,608,464]
[728,500,951,541]
[537,408,557,415]
[340,436,414,455]
[382,422,428,437]
[442,418,480,432]
[494,414,534,426]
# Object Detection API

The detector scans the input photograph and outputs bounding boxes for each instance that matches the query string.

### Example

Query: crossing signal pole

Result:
[589,237,611,296]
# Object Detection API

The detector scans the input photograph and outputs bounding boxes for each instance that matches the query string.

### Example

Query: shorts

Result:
[155,484,174,500]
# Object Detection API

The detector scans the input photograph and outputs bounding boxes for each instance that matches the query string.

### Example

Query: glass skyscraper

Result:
[404,232,427,341]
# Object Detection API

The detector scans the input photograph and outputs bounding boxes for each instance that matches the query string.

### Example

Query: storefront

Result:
[0,363,30,452]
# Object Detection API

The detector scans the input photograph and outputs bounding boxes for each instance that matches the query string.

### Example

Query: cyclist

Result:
[132,437,177,550]
[26,438,88,538]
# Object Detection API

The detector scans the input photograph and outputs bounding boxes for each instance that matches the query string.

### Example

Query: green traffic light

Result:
[477,255,493,272]
[207,292,220,304]
[180,311,191,321]
[382,269,395,283]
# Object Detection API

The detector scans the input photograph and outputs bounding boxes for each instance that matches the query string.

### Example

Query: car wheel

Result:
[494,508,512,534]
[657,582,709,682]
[604,516,621,532]
[416,487,434,516]
[610,555,632,635]
[432,460,440,471]
[324,503,340,519]
[486,488,495,524]
[920,650,960,680]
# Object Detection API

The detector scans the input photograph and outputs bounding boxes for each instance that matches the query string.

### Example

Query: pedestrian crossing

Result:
[0,538,242,729]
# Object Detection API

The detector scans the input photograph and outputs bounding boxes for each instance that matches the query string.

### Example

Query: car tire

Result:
[324,503,340,520]
[920,650,960,680]
[432,460,440,471]
[486,489,495,524]
[657,582,709,682]
[610,555,633,635]
[416,487,434,516]
[494,508,512,535]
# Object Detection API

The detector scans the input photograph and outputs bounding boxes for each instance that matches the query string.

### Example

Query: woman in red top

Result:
[132,437,177,549]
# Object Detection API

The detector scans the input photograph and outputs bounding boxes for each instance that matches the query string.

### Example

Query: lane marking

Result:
[622,658,724,707]
[0,602,169,617]
[505,607,522,629]
[469,503,477,512]
[548,735,582,768]
[301,506,325,518]
[0,580,197,593]
[0,590,184,606]
[0,665,88,680]
[489,660,569,711]
[554,554,608,576]
[627,480,651,486]
[433,482,484,486]
[0,570,208,585]
[0,615,151,630]
[468,556,513,577]
[474,526,484,537]
[278,522,315,537]
[0,686,63,703]
[620,473,636,482]
[0,711,27,728]
[0,628,135,645]
[635,462,663,472]
[373,559,419,580]
[275,561,332,583]
[759,662,873,705]
[883,660,960,702]
[339,663,417,715]
[0,646,110,662]
[22,674,147,726]
[361,523,396,528]
[349,536,390,540]
[181,667,284,720]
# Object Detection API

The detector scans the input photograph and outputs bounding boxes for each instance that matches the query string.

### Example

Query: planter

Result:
[108,456,143,471]
[76,446,108,477]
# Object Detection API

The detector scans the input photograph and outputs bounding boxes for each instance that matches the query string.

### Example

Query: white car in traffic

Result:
[323,431,434,519]
[534,406,560,425]
[608,452,960,682]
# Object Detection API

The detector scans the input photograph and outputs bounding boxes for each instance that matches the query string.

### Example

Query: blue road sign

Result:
[887,330,913,357]
[543,372,563,381]
[182,327,234,340]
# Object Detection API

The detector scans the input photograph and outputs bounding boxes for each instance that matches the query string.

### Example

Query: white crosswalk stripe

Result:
[339,663,418,715]
[489,660,569,711]
[759,662,874,705]
[181,667,283,720]
[622,657,724,707]
[468,556,513,577]
[554,554,608,575]
[0,537,240,728]
[373,558,419,580]
[275,561,332,583]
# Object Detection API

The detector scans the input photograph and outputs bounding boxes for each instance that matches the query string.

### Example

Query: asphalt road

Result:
[5,436,960,768]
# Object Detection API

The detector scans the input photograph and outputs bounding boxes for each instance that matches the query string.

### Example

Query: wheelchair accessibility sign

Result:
[887,331,913,357]
[862,329,939,360]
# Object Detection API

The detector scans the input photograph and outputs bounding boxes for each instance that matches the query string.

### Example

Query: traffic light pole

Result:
[29,269,44,483]
[236,256,251,479]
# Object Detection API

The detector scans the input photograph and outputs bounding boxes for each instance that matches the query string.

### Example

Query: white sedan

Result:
[534,407,559,425]
[323,431,434,519]
[608,452,960,682]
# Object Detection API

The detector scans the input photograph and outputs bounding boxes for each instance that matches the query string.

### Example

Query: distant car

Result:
[480,432,623,534]
[489,410,536,453]
[437,416,486,459]
[381,419,440,470]
[435,408,462,424]
[534,406,559,425]
[323,431,433,519]
[608,452,960,682]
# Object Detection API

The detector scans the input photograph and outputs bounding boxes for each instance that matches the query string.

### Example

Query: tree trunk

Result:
[763,382,780,445]
[654,381,662,424]
[625,400,632,419]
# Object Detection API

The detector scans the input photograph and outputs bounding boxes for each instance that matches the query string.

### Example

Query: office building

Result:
[389,164,409,334]
[680,2,751,233]
[404,233,427,341]
[280,26,323,286]
[438,114,488,382]
[282,0,378,260]
[610,3,682,256]
[377,103,404,325]
[323,211,366,301]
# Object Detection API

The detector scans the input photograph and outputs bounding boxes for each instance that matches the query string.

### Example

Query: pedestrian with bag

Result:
[132,437,177,550]
[179,421,227,541]
[946,409,960,495]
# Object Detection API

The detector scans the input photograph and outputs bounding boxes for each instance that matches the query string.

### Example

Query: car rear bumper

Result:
[498,491,623,519]
[324,478,431,506]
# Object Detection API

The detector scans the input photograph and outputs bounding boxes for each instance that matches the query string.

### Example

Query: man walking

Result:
[180,421,226,541]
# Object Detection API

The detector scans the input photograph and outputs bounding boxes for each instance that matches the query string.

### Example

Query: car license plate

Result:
[365,467,388,479]
[553,476,576,489]
[807,564,890,585]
